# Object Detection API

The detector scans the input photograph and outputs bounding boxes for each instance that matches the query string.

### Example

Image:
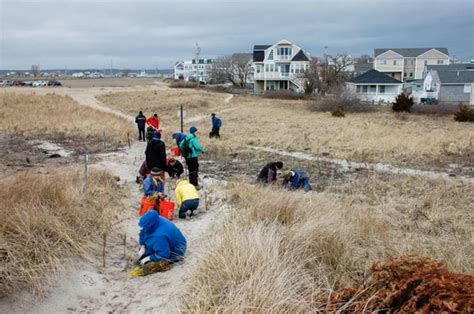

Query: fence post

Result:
[180,104,184,133]
[83,154,88,192]
[127,132,131,149]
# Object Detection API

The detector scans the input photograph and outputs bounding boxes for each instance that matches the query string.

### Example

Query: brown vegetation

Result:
[454,104,474,122]
[0,168,126,297]
[0,92,133,146]
[182,173,473,311]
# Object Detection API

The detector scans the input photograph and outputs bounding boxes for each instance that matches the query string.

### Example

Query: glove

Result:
[138,245,145,258]
[140,256,151,266]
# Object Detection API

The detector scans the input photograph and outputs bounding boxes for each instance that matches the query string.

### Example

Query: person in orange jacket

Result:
[146,113,160,131]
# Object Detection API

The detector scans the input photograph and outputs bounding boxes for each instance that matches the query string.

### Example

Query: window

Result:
[404,72,407,77]
[265,64,269,72]
[356,85,361,93]
[393,60,397,65]
[437,60,444,64]
[379,85,385,93]
[256,65,261,73]
[424,60,428,65]
[276,47,292,59]
[370,85,376,93]
[381,60,387,65]
[409,72,413,77]
[362,85,368,93]
[464,84,472,93]
[268,50,274,60]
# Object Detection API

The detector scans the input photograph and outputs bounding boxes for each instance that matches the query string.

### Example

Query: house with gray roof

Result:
[252,39,311,93]
[421,68,474,105]
[373,48,449,81]
[346,69,403,103]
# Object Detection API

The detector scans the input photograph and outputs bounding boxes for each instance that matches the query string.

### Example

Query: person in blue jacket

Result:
[172,132,186,147]
[137,210,187,266]
[209,113,222,138]
[282,169,312,192]
[143,167,165,210]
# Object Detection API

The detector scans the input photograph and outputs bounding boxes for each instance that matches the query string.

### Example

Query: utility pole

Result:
[110,59,113,77]
[195,42,201,87]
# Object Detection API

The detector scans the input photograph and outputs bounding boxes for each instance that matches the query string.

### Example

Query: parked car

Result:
[4,80,14,86]
[13,80,26,86]
[0,80,5,87]
[23,81,34,86]
[48,80,62,86]
[32,81,45,87]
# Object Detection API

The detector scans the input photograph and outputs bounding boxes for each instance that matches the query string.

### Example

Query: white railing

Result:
[253,72,297,80]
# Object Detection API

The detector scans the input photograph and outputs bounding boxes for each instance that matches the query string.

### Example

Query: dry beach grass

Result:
[0,168,126,297]
[0,92,134,146]
[182,173,474,312]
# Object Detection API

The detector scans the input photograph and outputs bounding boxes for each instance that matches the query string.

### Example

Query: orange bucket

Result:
[159,200,175,220]
[139,196,156,216]
[170,146,181,157]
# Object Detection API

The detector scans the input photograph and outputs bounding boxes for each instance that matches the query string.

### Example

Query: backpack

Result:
[180,137,193,158]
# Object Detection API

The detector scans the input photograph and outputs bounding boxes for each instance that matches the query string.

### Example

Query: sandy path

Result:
[250,145,474,183]
[0,86,230,313]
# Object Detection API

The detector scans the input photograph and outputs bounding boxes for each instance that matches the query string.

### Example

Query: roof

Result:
[426,63,474,72]
[374,48,449,57]
[253,45,271,62]
[354,63,373,74]
[348,69,402,84]
[291,50,309,61]
[436,70,474,84]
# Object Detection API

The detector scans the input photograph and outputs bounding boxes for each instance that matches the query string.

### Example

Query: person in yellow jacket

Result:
[175,180,200,219]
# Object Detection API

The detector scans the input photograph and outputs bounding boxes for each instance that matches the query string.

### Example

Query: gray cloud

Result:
[1,0,473,69]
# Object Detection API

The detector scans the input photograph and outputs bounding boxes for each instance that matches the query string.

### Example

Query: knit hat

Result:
[190,126,198,134]
[150,167,162,175]
[211,113,216,116]
[275,161,284,169]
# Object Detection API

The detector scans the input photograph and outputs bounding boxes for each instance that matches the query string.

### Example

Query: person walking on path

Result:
[137,210,187,267]
[145,130,166,172]
[282,169,312,192]
[180,126,205,188]
[257,161,284,184]
[209,113,222,138]
[135,111,147,141]
[146,113,160,131]
[175,180,200,219]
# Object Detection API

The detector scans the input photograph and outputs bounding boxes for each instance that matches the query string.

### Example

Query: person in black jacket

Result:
[135,111,147,141]
[145,131,166,174]
[165,157,184,178]
[256,161,284,184]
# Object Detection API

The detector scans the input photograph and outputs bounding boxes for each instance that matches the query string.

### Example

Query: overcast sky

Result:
[1,0,473,69]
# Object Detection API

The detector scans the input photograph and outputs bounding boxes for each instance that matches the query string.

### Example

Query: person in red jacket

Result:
[146,113,160,131]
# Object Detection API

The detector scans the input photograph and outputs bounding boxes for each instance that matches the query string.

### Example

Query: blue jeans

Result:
[179,199,199,218]
[297,178,312,192]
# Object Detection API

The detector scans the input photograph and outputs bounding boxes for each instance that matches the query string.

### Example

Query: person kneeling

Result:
[137,211,187,273]
[282,169,312,192]
[143,167,165,210]
[175,180,200,219]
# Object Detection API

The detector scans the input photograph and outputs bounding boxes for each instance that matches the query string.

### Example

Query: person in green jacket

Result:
[180,126,205,187]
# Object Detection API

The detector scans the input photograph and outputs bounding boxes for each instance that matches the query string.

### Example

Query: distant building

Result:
[174,58,213,83]
[252,39,311,93]
[346,69,403,103]
[417,64,474,105]
[374,48,449,81]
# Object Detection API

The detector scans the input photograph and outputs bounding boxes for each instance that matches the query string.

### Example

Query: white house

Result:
[252,39,311,93]
[374,48,449,81]
[346,69,403,103]
[174,58,213,83]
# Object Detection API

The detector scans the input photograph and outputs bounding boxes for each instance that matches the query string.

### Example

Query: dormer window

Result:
[268,50,274,60]
[277,47,292,60]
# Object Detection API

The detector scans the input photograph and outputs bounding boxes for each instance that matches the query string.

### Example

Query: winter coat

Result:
[180,134,205,158]
[138,160,149,177]
[165,158,183,178]
[289,169,309,190]
[145,135,166,170]
[212,116,222,128]
[175,180,199,207]
[172,132,186,147]
[257,162,279,183]
[143,175,164,197]
[135,113,146,129]
[138,211,187,262]
[146,116,160,129]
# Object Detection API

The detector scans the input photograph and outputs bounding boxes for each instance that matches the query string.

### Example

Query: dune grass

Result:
[182,173,474,312]
[0,168,127,298]
[0,92,134,146]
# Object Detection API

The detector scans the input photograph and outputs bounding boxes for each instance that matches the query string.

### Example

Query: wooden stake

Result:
[83,154,88,193]
[102,232,107,268]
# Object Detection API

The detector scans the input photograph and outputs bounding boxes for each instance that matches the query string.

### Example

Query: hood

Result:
[151,132,161,142]
[139,210,160,233]
[172,132,183,140]
[176,180,190,188]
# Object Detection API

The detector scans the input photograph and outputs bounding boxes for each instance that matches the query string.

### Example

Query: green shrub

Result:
[392,93,414,112]
[454,103,474,122]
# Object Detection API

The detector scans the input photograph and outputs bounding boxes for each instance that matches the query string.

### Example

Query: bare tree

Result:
[302,54,354,96]
[355,54,373,64]
[209,54,253,88]
[31,64,40,77]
